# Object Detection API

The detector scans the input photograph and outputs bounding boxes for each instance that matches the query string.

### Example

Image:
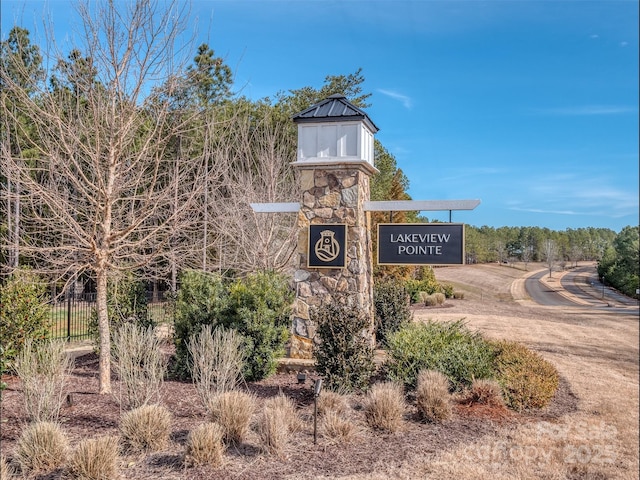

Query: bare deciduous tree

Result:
[1,0,201,394]
[209,103,299,274]
[543,239,558,278]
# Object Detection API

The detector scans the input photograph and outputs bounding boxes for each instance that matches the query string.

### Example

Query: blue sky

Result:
[2,1,638,232]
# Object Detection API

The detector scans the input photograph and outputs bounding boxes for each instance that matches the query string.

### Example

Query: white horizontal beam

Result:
[250,202,301,213]
[364,200,481,212]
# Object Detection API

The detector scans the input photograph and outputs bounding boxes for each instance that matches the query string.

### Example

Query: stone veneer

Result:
[289,161,376,359]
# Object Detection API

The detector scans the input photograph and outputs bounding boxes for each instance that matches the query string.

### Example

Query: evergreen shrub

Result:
[312,301,375,392]
[172,270,292,382]
[404,266,441,302]
[441,283,455,298]
[385,320,495,390]
[0,268,50,380]
[491,340,559,411]
[172,270,227,379]
[373,278,412,347]
[225,271,293,381]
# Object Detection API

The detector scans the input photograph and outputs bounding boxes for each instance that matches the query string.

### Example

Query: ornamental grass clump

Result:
[188,325,245,409]
[469,378,505,407]
[257,400,293,456]
[111,323,166,410]
[491,340,559,411]
[1,454,15,479]
[264,393,303,433]
[184,423,226,467]
[208,390,255,445]
[415,369,452,422]
[120,404,172,453]
[68,435,119,480]
[317,390,349,416]
[14,338,72,422]
[16,421,68,474]
[363,382,406,433]
[322,410,358,444]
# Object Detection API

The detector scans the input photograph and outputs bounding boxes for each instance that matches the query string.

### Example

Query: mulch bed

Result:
[0,351,576,480]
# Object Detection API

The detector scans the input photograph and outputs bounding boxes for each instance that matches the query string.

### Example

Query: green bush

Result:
[0,269,50,380]
[224,271,293,381]
[491,340,559,412]
[373,278,413,347]
[172,270,228,379]
[441,283,455,298]
[172,270,292,382]
[404,266,441,303]
[385,320,495,390]
[312,300,375,392]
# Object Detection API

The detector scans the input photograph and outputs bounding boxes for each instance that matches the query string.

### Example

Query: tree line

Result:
[464,225,617,267]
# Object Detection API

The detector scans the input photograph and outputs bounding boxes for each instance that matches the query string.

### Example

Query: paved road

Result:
[525,269,578,307]
[525,264,639,316]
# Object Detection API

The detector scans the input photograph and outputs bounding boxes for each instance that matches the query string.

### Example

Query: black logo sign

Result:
[378,223,464,265]
[308,224,346,268]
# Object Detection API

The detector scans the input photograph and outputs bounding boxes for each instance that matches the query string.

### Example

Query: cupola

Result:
[292,94,379,168]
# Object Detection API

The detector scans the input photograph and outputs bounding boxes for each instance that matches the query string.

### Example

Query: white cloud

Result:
[507,173,639,219]
[531,105,637,116]
[508,207,583,216]
[377,89,413,109]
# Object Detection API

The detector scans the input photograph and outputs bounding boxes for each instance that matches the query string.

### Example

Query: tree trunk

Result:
[96,267,111,394]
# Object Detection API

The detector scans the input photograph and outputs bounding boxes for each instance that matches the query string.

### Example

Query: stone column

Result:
[289,161,376,359]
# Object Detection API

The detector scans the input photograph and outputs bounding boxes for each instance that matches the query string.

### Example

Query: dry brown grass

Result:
[264,392,304,433]
[317,390,349,416]
[257,400,293,456]
[415,369,452,423]
[468,378,505,407]
[187,325,245,408]
[1,453,15,478]
[208,390,255,445]
[67,435,119,480]
[184,422,226,467]
[16,421,68,474]
[120,404,172,453]
[13,339,72,423]
[111,324,166,410]
[363,382,406,433]
[321,410,358,443]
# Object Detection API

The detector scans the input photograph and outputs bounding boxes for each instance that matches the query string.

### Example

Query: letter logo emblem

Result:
[314,230,340,262]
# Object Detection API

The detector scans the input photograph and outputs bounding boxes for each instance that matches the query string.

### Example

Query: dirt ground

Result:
[1,262,638,479]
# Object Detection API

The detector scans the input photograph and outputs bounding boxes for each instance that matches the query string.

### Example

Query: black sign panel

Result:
[308,224,347,268]
[378,223,464,265]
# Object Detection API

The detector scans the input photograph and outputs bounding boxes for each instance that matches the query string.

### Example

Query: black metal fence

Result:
[48,292,173,342]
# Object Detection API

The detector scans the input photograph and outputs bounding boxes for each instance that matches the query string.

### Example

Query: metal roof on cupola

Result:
[292,94,379,133]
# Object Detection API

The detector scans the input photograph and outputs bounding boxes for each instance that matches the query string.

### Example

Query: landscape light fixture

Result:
[313,378,323,444]
[297,372,307,384]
